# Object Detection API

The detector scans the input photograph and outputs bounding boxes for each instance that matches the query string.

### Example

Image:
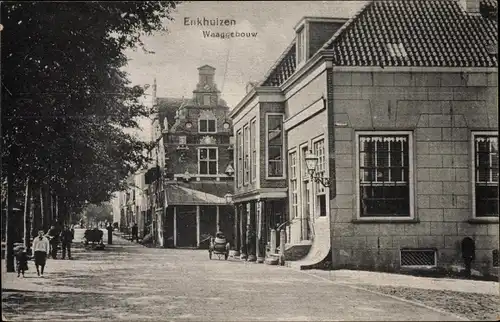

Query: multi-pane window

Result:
[267,114,284,178]
[301,146,311,225]
[199,148,218,175]
[237,130,242,187]
[251,119,257,182]
[358,133,411,217]
[243,125,250,185]
[473,134,499,217]
[289,151,298,219]
[199,119,216,133]
[296,27,306,64]
[313,139,326,217]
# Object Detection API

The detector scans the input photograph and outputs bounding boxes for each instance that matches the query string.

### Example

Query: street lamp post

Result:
[304,151,334,188]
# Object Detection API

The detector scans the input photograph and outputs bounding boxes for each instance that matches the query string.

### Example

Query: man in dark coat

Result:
[461,237,476,278]
[46,225,60,259]
[60,225,74,260]
[106,223,113,245]
[131,223,138,242]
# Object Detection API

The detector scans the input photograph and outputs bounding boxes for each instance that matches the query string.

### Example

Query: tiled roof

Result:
[324,0,498,67]
[261,43,297,86]
[260,0,498,87]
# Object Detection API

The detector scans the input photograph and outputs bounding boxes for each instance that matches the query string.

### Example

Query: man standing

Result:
[131,223,138,242]
[106,223,114,245]
[32,230,49,277]
[60,226,73,260]
[46,225,60,259]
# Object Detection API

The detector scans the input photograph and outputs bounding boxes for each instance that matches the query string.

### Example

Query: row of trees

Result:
[1,2,180,271]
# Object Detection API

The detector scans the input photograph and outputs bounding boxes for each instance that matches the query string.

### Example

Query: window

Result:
[313,139,326,217]
[203,95,211,106]
[301,145,311,223]
[357,132,412,218]
[289,151,298,219]
[237,130,243,187]
[199,119,216,133]
[198,148,218,175]
[243,124,250,185]
[473,133,498,218]
[251,119,257,182]
[296,27,306,64]
[266,114,284,178]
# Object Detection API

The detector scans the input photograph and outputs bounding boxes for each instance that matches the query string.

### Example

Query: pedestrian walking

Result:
[46,225,60,259]
[15,247,29,278]
[60,225,74,260]
[131,223,138,242]
[32,230,50,277]
[106,223,113,245]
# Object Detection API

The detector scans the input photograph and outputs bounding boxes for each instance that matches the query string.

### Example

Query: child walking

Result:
[16,247,29,278]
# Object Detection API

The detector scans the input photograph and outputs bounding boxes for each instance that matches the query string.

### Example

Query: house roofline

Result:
[293,16,349,31]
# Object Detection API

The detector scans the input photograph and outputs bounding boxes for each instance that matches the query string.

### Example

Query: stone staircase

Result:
[286,218,331,270]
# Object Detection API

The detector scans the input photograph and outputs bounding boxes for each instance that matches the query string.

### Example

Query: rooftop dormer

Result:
[293,16,347,67]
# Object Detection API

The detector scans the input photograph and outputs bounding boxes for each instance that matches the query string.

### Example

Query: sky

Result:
[122,1,367,140]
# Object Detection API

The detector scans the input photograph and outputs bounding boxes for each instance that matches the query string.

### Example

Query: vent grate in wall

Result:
[400,249,437,267]
[493,249,499,267]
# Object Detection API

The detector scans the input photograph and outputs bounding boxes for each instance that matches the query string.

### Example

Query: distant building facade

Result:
[148,65,235,248]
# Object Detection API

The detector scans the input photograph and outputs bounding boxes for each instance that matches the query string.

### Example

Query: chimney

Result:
[459,0,480,14]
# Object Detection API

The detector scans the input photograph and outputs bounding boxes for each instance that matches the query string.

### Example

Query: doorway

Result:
[176,206,197,248]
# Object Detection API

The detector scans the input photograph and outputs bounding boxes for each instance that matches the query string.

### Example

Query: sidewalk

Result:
[2,229,131,294]
[305,269,499,295]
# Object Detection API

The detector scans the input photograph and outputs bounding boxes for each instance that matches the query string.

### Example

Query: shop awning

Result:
[166,185,227,206]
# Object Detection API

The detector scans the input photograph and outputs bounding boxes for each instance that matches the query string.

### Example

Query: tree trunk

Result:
[39,186,45,231]
[55,195,59,223]
[29,185,36,238]
[31,184,42,236]
[23,178,31,252]
[5,165,16,272]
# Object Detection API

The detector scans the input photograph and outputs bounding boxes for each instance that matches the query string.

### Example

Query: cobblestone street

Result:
[1,230,495,321]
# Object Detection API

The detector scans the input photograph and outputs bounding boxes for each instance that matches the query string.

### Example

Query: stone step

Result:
[265,257,279,265]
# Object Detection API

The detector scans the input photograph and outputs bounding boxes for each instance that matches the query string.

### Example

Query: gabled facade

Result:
[149,66,235,248]
[231,0,498,275]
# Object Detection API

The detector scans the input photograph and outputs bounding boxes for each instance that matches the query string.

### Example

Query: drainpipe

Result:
[325,55,337,269]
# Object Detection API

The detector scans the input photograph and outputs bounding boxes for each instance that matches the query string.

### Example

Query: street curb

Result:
[295,269,470,321]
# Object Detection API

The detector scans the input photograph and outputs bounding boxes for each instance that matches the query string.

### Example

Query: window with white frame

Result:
[267,114,284,178]
[199,119,216,133]
[301,145,311,222]
[358,133,412,217]
[473,133,499,218]
[251,119,257,182]
[313,139,326,216]
[296,27,306,65]
[243,124,250,185]
[289,151,298,219]
[237,130,242,187]
[198,147,218,175]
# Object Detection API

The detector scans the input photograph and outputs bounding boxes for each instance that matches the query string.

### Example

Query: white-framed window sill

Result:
[266,177,286,181]
[352,217,418,224]
[468,217,499,224]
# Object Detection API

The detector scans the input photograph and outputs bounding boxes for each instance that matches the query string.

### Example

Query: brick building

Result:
[231,0,498,276]
[148,65,235,248]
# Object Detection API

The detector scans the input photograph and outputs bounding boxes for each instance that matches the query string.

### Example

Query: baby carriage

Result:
[208,231,230,260]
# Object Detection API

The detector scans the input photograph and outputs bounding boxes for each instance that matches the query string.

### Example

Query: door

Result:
[176,206,197,247]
